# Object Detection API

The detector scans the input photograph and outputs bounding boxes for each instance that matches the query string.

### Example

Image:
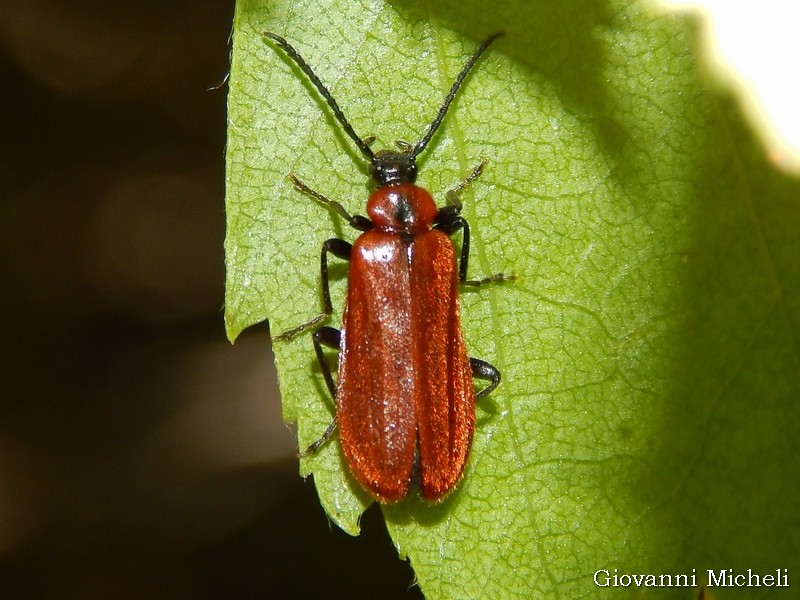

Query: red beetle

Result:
[265,32,509,502]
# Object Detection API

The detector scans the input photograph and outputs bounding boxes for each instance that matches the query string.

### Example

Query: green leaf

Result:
[225,0,800,598]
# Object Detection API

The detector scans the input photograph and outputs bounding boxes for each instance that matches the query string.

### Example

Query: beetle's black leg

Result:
[298,419,337,458]
[471,357,501,400]
[288,174,372,231]
[445,158,488,210]
[435,159,511,285]
[274,172,371,341]
[273,238,352,341]
[436,216,511,285]
[435,161,482,280]
[312,326,340,398]
[297,326,341,458]
[435,160,487,227]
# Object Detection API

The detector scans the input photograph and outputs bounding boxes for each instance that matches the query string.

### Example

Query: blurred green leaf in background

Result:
[225,0,800,598]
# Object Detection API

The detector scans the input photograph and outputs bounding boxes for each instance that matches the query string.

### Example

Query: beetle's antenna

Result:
[411,33,504,160]
[263,32,375,160]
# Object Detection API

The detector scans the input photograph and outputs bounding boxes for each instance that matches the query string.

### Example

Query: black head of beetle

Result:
[369,149,418,185]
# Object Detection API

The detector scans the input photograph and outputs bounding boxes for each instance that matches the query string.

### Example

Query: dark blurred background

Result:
[0,2,420,598]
